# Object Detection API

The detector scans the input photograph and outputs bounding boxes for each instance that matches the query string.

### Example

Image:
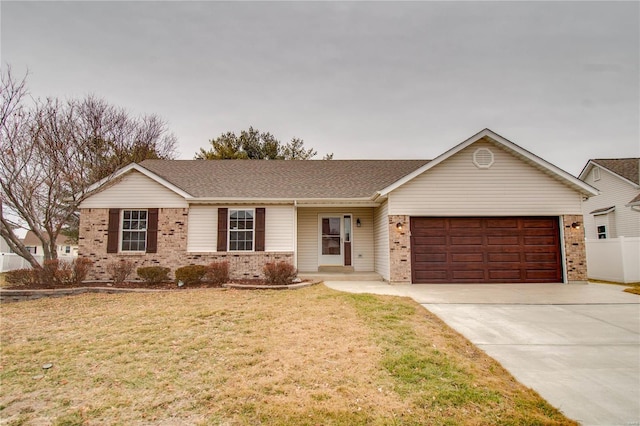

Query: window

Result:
[121,209,147,251]
[26,246,37,254]
[65,246,71,254]
[229,209,254,251]
[597,225,607,239]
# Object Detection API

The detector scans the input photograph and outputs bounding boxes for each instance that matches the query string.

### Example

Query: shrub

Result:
[4,258,92,287]
[137,266,170,284]
[4,268,38,287]
[175,265,207,286]
[106,260,135,285]
[205,261,230,285]
[71,257,93,285]
[42,259,72,286]
[263,261,297,285]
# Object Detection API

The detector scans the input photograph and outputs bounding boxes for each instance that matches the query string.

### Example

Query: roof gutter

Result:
[186,197,381,207]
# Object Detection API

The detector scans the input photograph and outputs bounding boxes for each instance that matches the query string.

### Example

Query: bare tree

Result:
[0,67,178,267]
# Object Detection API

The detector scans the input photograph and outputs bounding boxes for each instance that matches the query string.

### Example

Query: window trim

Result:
[120,209,148,252]
[593,167,601,181]
[228,208,255,252]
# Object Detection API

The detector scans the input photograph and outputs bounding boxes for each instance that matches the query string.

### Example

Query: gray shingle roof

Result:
[592,158,640,185]
[139,159,430,199]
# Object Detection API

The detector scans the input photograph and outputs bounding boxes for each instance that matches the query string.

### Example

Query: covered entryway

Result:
[410,217,563,283]
[318,214,353,267]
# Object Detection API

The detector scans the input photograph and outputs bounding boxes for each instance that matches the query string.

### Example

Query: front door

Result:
[318,215,352,266]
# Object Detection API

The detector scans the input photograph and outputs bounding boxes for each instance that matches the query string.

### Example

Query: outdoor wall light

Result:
[571,222,581,229]
[356,218,361,227]
[396,222,403,231]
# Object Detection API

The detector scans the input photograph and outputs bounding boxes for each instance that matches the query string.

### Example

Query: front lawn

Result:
[0,285,576,425]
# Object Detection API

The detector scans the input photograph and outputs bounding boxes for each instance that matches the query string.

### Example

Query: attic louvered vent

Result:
[473,148,494,169]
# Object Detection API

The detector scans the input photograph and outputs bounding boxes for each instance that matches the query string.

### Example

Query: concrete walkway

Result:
[324,281,640,426]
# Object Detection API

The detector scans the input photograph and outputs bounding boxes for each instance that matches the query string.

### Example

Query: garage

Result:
[410,217,563,283]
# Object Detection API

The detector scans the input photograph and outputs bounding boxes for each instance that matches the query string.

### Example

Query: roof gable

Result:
[378,128,598,197]
[23,231,74,247]
[83,163,193,200]
[579,158,640,187]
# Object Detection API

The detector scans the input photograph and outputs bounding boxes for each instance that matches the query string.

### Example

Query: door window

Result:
[321,217,341,255]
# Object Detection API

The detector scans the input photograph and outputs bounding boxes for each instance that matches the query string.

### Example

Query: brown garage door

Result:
[410,217,563,283]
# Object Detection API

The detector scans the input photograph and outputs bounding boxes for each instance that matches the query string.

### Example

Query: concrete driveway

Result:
[324,281,640,426]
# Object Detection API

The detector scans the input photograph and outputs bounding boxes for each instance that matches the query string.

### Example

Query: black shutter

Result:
[217,208,228,252]
[255,208,265,252]
[107,209,120,253]
[146,208,159,253]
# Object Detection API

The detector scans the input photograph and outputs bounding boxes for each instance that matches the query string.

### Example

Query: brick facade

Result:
[388,215,411,283]
[79,208,294,281]
[562,214,587,282]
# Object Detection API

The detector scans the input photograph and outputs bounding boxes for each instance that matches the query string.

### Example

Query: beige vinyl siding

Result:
[388,141,583,216]
[582,166,640,238]
[296,207,374,272]
[265,206,295,252]
[373,200,390,281]
[187,205,217,252]
[80,171,188,209]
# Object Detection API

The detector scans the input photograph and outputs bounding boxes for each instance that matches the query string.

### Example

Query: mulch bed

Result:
[3,279,306,291]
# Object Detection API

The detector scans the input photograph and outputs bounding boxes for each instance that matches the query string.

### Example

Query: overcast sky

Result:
[1,1,638,176]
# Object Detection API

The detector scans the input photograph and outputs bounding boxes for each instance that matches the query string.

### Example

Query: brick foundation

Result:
[562,214,587,282]
[79,208,294,281]
[389,215,411,283]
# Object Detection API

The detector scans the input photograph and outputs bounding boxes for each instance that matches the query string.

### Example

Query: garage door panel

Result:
[486,218,518,228]
[523,236,556,245]
[523,219,556,228]
[526,270,561,280]
[410,217,562,284]
[489,270,522,280]
[413,236,447,245]
[450,236,483,245]
[449,219,482,228]
[451,253,484,263]
[413,270,448,281]
[487,235,519,245]
[452,270,485,280]
[412,218,446,230]
[488,253,521,262]
[413,253,447,263]
[525,253,558,263]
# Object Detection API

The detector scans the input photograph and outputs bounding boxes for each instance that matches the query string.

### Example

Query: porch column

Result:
[562,214,587,283]
[389,215,411,283]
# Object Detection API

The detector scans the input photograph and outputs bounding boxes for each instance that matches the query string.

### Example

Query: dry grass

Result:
[0,273,6,288]
[624,287,640,295]
[589,279,640,296]
[0,285,576,425]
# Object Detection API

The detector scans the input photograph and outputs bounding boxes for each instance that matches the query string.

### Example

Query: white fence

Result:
[585,237,640,284]
[0,254,78,273]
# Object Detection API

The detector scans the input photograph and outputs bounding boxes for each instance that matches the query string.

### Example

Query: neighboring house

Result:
[1,232,78,272]
[22,231,79,258]
[0,236,15,254]
[1,236,24,272]
[78,129,597,284]
[579,158,640,283]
